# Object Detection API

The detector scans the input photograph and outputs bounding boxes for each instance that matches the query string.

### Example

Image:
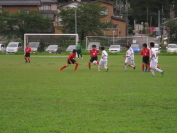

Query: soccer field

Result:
[0,54,177,133]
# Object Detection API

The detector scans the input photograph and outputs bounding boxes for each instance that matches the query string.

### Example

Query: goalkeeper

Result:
[76,42,83,59]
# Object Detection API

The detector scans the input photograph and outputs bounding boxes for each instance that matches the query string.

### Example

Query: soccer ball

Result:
[93,60,97,65]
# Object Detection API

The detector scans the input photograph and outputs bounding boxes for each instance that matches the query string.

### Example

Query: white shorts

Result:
[125,58,132,64]
[99,59,107,66]
[150,59,157,69]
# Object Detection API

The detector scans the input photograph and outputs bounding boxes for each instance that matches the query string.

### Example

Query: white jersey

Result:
[126,49,132,59]
[150,48,157,60]
[101,50,108,60]
[129,47,134,60]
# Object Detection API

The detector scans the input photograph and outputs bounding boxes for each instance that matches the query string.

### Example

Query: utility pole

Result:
[126,0,128,36]
[75,10,77,34]
[147,7,148,24]
[158,10,160,43]
[147,7,148,34]
[161,5,164,38]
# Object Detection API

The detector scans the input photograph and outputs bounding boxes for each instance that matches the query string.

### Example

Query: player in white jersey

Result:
[98,47,108,71]
[123,45,136,71]
[129,44,136,67]
[149,42,164,76]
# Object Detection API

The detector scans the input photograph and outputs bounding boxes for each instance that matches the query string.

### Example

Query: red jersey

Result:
[90,49,99,57]
[68,53,76,60]
[141,48,150,57]
[25,47,31,53]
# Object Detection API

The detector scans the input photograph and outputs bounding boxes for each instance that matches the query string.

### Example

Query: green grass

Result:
[0,54,177,133]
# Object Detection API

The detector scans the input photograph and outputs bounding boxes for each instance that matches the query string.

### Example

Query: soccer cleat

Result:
[74,69,78,71]
[25,61,28,63]
[161,71,164,76]
[106,68,109,72]
[58,68,62,71]
[124,70,127,72]
[133,66,136,70]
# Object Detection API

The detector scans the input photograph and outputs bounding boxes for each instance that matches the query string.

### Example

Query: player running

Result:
[149,42,164,77]
[24,44,32,63]
[139,43,150,72]
[123,45,136,71]
[128,44,136,67]
[58,49,79,71]
[88,45,99,69]
[98,47,108,71]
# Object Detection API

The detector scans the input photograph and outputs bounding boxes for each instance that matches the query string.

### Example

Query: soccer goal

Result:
[24,33,79,52]
[86,36,149,48]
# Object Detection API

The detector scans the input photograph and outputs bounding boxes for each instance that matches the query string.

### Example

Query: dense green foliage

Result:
[130,0,173,26]
[0,55,177,132]
[165,20,177,41]
[58,3,111,42]
[0,10,51,41]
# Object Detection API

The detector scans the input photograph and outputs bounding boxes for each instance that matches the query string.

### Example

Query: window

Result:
[100,8,108,15]
[56,18,63,26]
[112,24,118,28]
[41,5,51,10]
[19,9,29,14]
[0,6,2,13]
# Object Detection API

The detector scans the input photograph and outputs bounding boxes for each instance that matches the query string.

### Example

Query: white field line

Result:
[31,56,67,57]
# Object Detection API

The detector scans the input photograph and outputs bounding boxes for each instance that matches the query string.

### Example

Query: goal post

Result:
[86,36,149,49]
[24,33,79,52]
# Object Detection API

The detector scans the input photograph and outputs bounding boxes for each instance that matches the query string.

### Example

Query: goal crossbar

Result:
[24,33,79,52]
[86,36,149,48]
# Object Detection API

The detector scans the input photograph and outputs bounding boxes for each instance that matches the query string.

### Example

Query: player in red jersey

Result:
[139,43,150,72]
[24,44,32,63]
[88,45,99,69]
[58,49,79,71]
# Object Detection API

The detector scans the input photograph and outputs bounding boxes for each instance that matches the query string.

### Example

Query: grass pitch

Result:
[0,54,177,133]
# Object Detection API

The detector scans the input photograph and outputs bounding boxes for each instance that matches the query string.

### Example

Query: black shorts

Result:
[143,56,149,64]
[25,53,30,57]
[90,56,98,62]
[77,49,82,54]
[67,59,76,64]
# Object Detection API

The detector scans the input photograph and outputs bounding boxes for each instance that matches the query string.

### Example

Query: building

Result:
[0,0,41,13]
[93,0,126,37]
[56,0,126,37]
[0,0,60,33]
[39,0,59,27]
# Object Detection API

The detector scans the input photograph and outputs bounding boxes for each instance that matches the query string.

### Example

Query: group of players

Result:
[58,44,108,72]
[124,42,164,76]
[24,41,164,76]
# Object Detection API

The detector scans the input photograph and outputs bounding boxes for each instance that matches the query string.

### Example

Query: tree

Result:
[58,3,111,43]
[130,0,171,26]
[173,0,177,16]
[0,10,51,41]
[165,20,177,41]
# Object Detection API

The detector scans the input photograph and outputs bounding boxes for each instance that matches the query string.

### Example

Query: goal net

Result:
[86,36,149,49]
[24,33,79,53]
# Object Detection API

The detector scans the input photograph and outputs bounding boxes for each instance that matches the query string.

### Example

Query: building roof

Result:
[58,1,80,8]
[90,0,113,6]
[0,0,41,6]
[111,16,126,22]
[40,10,59,14]
[41,0,58,4]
